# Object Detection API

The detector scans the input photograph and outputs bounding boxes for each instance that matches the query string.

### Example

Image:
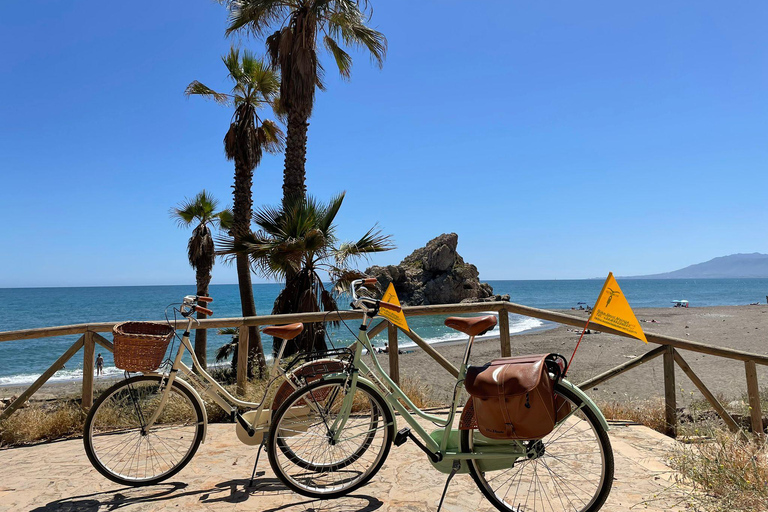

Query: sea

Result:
[2,279,767,387]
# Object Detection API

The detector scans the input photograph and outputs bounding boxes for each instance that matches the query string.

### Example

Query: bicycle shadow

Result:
[30,478,383,511]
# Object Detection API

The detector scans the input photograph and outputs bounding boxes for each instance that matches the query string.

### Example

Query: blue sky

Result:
[1,1,766,287]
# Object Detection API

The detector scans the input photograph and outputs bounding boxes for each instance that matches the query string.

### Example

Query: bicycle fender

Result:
[558,379,609,432]
[149,373,209,443]
[320,373,398,431]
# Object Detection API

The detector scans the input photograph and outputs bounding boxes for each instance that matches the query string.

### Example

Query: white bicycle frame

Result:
[141,311,293,441]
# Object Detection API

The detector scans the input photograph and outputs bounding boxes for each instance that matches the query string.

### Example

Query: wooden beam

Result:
[368,321,388,339]
[578,345,666,390]
[388,323,400,385]
[745,360,764,435]
[498,310,511,357]
[673,350,741,434]
[663,346,677,438]
[237,325,249,396]
[1,301,767,369]
[0,336,85,421]
[91,332,114,352]
[82,332,95,410]
[503,302,768,366]
[399,327,459,378]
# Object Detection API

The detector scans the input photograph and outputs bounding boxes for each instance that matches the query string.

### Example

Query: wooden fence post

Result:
[388,323,400,385]
[82,331,95,410]
[499,309,511,357]
[237,325,249,396]
[663,346,677,438]
[745,360,764,435]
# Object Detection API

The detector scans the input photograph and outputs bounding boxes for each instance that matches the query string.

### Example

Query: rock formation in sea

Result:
[364,233,509,305]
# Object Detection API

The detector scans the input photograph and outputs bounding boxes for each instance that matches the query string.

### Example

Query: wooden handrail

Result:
[1,300,765,437]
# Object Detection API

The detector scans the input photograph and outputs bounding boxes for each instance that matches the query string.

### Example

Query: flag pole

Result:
[565,317,591,377]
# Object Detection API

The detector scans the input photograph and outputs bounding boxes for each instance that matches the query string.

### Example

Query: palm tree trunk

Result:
[236,255,267,377]
[194,266,212,370]
[282,109,310,203]
[232,158,267,378]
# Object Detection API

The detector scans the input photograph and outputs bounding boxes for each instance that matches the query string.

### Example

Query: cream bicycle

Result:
[83,295,351,486]
[267,280,615,512]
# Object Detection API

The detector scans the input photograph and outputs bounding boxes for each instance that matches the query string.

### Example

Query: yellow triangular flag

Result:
[588,273,647,343]
[379,283,410,332]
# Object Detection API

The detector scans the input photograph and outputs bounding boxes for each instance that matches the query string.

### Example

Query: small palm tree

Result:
[221,192,394,356]
[223,0,387,203]
[171,190,229,369]
[186,47,285,377]
[216,328,240,370]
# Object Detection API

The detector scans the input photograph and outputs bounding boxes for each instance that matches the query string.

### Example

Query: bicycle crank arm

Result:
[235,411,256,437]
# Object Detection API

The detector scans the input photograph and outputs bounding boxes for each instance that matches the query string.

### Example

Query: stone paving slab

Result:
[0,418,692,512]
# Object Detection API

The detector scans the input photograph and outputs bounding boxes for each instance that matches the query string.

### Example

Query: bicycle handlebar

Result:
[194,305,213,316]
[197,296,213,303]
[379,301,401,313]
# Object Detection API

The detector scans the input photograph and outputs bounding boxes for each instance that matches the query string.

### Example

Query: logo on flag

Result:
[589,273,647,343]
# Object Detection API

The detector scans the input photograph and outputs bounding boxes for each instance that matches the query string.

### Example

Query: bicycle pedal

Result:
[394,428,411,447]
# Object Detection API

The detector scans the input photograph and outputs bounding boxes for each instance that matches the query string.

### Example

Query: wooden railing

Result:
[1,301,765,437]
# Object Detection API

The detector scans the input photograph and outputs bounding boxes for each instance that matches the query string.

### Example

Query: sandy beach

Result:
[3,305,767,407]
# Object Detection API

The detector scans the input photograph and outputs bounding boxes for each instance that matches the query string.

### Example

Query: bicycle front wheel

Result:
[461,382,614,512]
[83,375,204,486]
[267,378,394,499]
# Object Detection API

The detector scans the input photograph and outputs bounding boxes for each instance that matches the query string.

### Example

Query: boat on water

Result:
[672,299,689,308]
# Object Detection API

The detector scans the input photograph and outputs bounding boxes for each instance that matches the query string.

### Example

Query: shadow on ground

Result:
[30,479,383,512]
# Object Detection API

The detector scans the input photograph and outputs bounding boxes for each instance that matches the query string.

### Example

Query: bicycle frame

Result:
[324,312,608,470]
[142,315,290,438]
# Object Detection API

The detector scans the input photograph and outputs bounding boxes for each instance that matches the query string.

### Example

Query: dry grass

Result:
[397,376,441,409]
[0,401,85,447]
[671,430,768,512]
[597,397,668,432]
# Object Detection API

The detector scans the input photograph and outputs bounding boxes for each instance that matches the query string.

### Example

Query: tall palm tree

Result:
[171,190,228,369]
[221,191,394,356]
[223,0,387,203]
[186,47,284,377]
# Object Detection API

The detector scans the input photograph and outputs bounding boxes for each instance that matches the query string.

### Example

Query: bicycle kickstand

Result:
[436,460,461,512]
[248,442,265,487]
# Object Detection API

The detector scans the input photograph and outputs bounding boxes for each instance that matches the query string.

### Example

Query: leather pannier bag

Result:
[464,353,569,440]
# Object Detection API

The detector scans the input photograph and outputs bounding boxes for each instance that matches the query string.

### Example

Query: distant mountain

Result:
[625,253,768,279]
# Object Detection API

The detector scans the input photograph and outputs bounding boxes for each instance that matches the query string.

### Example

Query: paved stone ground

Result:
[0,415,692,512]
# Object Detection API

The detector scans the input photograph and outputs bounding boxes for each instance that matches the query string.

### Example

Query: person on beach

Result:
[96,353,104,376]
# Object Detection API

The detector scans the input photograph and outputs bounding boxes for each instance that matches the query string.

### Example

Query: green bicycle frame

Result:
[323,313,609,472]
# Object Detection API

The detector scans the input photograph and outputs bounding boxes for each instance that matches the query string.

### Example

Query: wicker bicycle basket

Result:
[113,321,175,372]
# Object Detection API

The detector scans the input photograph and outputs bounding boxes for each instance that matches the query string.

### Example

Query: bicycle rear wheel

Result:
[461,383,614,512]
[267,377,394,499]
[83,375,204,486]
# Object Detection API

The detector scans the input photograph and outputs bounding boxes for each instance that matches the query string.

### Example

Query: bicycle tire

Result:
[274,390,381,472]
[267,377,394,499]
[83,375,204,486]
[461,382,614,512]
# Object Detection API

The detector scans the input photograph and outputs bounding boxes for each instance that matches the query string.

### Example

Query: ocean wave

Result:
[396,316,545,348]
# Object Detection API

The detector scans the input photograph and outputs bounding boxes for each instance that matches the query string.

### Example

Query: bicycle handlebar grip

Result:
[379,301,401,313]
[194,305,213,316]
[363,278,378,286]
[197,296,213,303]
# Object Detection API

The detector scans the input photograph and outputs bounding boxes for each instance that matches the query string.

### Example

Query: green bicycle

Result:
[267,279,615,512]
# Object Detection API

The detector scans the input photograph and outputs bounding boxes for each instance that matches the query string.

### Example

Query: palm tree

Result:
[186,47,285,377]
[171,190,228,369]
[221,191,394,356]
[216,328,240,370]
[223,0,387,203]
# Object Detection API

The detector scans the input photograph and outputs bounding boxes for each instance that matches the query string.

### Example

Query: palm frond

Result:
[184,81,232,105]
[323,35,352,79]
[171,190,221,227]
[257,119,285,154]
[334,224,395,267]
